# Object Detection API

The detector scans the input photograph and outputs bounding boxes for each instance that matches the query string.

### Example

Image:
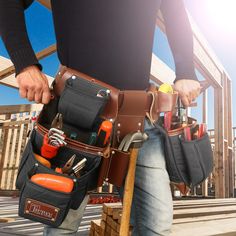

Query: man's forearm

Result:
[160,0,198,82]
[0,0,41,75]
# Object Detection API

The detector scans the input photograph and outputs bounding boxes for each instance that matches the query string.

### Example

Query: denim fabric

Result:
[43,121,173,236]
[130,121,173,236]
[43,195,89,236]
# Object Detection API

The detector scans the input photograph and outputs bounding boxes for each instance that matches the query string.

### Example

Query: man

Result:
[0,0,200,235]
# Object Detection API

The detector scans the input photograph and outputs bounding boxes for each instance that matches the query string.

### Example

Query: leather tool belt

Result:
[54,65,178,143]
[16,65,178,227]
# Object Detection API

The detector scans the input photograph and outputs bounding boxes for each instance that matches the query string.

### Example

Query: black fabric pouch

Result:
[155,123,213,186]
[58,77,110,130]
[16,129,102,226]
[19,174,74,227]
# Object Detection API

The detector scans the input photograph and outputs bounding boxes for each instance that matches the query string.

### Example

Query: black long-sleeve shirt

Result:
[0,0,198,90]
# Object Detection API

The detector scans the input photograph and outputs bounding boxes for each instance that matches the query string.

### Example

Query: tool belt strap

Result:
[53,65,178,123]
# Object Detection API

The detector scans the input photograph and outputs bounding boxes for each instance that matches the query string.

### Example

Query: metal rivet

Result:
[118,123,121,127]
[26,210,29,213]
[72,75,76,80]
[117,130,120,134]
[105,178,109,181]
[35,163,39,167]
[138,123,142,126]
[111,151,115,154]
[73,179,77,182]
[109,119,113,122]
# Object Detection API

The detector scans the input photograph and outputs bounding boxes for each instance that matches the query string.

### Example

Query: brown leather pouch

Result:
[97,149,130,187]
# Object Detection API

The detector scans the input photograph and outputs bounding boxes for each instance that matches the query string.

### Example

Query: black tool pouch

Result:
[155,120,213,186]
[16,129,102,226]
[19,172,74,227]
[58,77,110,130]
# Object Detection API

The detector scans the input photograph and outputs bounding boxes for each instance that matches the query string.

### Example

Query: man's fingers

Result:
[19,87,27,98]
[180,95,190,107]
[41,88,51,104]
[34,90,43,103]
[26,89,35,101]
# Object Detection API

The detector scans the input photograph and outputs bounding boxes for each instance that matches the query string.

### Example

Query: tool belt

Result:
[15,65,178,226]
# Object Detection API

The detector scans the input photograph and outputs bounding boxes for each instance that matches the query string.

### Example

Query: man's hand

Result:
[174,79,201,107]
[16,65,51,104]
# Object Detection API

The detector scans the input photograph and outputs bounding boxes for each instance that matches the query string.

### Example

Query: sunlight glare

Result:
[206,0,236,32]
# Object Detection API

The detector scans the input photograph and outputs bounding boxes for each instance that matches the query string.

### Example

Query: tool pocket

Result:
[58,78,110,130]
[16,129,102,212]
[97,149,130,187]
[19,176,74,227]
[180,133,213,186]
[156,123,213,187]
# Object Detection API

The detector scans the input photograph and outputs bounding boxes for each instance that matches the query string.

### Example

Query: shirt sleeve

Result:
[0,0,42,75]
[160,0,198,83]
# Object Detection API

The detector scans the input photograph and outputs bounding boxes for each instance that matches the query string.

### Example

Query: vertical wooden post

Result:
[202,89,209,197]
[223,75,229,198]
[226,77,234,197]
[214,86,225,198]
[0,114,11,189]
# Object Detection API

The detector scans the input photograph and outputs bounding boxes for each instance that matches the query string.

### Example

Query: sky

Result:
[0,0,235,127]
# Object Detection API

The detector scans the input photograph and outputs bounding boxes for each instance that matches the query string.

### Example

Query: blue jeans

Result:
[43,121,173,236]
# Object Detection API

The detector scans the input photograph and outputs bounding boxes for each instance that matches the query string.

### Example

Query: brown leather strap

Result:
[53,65,178,123]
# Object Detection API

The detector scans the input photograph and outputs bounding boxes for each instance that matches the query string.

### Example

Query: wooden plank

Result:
[0,114,11,189]
[226,78,234,197]
[0,104,42,115]
[174,205,236,219]
[91,219,104,235]
[5,125,18,189]
[12,122,25,190]
[0,218,15,223]
[170,217,236,236]
[103,203,122,214]
[150,54,175,85]
[214,87,225,198]
[173,213,236,224]
[1,127,13,189]
[101,212,107,222]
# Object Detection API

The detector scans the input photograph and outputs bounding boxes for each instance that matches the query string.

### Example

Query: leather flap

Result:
[118,90,147,116]
[157,91,178,112]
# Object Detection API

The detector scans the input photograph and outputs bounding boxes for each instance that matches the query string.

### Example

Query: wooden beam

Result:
[0,104,42,115]
[0,44,56,80]
[214,86,225,198]
[150,54,175,85]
